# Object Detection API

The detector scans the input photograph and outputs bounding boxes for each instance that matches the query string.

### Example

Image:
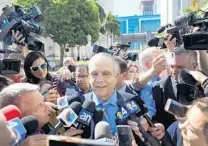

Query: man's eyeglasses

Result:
[76,75,89,79]
[30,63,47,72]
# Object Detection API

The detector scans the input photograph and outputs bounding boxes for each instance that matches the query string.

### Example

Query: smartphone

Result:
[117,125,134,146]
[47,135,116,146]
[164,52,176,65]
[164,98,188,117]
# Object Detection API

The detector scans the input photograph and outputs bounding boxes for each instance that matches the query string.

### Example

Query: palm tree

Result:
[102,12,120,47]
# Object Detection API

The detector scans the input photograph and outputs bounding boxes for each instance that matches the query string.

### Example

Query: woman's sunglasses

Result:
[30,63,47,72]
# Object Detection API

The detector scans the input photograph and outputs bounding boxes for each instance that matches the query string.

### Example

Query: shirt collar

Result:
[119,84,127,92]
[92,90,117,106]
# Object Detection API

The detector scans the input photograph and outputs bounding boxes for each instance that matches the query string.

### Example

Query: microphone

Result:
[6,117,27,141]
[49,101,82,135]
[157,26,166,33]
[80,107,104,139]
[133,97,175,146]
[77,99,96,129]
[116,98,161,146]
[93,109,104,124]
[67,94,84,105]
[132,97,155,127]
[0,49,21,53]
[21,116,39,136]
[94,121,113,139]
[2,106,26,141]
[1,105,22,121]
[147,37,164,47]
[157,24,172,33]
[174,12,196,26]
[57,96,69,110]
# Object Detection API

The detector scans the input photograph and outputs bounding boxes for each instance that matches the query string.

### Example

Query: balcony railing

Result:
[143,10,153,15]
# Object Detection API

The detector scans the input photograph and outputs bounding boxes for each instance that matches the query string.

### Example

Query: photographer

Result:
[152,46,206,129]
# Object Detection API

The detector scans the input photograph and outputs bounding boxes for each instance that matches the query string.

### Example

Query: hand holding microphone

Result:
[49,101,82,135]
[116,98,161,146]
[19,134,48,146]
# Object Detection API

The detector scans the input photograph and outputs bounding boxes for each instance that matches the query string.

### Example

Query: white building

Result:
[97,0,161,16]
[160,0,195,26]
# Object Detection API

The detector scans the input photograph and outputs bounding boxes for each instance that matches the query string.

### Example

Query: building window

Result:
[143,1,154,15]
[120,20,127,34]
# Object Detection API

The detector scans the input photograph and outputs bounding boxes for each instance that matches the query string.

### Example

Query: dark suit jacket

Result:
[152,76,205,129]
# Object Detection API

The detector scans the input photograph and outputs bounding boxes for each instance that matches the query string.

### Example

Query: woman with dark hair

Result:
[24,51,52,84]
[24,51,59,103]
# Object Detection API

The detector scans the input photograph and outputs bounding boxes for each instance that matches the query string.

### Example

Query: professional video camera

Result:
[92,43,138,61]
[148,10,208,50]
[181,12,208,50]
[0,49,22,75]
[0,5,44,51]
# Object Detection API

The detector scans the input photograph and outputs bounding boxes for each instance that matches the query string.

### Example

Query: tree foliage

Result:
[14,0,100,65]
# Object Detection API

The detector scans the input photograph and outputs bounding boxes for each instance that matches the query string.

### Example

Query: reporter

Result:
[24,51,52,85]
[180,97,208,146]
[24,51,59,103]
[0,83,53,131]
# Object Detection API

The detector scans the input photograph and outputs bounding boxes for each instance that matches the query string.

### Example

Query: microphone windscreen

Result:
[69,101,82,114]
[82,99,96,113]
[94,121,112,140]
[157,26,166,33]
[1,105,22,121]
[67,95,83,105]
[21,116,39,136]
[147,37,159,47]
[94,109,104,123]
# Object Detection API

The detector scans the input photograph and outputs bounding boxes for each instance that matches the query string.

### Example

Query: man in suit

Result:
[152,47,205,129]
[114,57,156,118]
[84,53,149,137]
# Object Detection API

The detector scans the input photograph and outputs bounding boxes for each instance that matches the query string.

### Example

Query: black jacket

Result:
[152,76,205,129]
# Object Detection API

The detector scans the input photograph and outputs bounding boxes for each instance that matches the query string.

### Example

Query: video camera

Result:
[0,5,44,51]
[0,59,21,75]
[92,44,138,61]
[148,10,208,50]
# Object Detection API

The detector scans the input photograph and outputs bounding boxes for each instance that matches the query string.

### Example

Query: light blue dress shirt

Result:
[140,76,160,118]
[92,90,118,135]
